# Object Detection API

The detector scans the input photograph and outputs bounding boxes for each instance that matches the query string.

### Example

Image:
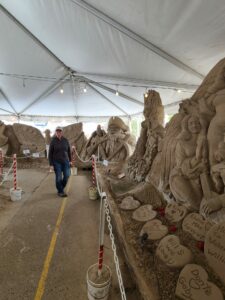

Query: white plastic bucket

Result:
[88,186,98,200]
[10,187,22,201]
[87,264,111,300]
[71,167,78,176]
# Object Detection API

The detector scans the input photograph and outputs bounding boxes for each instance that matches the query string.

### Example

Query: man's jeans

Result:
[53,161,70,193]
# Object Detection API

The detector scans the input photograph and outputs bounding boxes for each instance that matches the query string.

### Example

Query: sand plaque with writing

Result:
[156,235,192,268]
[140,219,168,240]
[119,196,140,210]
[165,202,188,223]
[205,221,225,285]
[132,205,157,222]
[182,213,213,241]
[176,264,223,300]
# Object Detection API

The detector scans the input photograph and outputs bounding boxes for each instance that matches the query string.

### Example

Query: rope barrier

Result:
[93,156,127,300]
[72,145,92,164]
[0,162,13,187]
[72,146,76,167]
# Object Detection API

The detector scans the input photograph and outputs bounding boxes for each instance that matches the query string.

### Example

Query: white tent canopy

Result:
[1,0,225,121]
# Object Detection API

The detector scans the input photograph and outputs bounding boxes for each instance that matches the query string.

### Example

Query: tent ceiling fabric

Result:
[1,0,225,121]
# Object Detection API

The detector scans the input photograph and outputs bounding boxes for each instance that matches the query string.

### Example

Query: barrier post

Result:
[0,148,3,177]
[72,146,76,166]
[97,145,100,162]
[92,155,96,186]
[13,154,17,190]
[98,192,106,276]
[71,146,77,176]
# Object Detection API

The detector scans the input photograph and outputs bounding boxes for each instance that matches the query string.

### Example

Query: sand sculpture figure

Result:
[82,125,106,160]
[169,115,208,210]
[44,129,51,145]
[0,121,8,150]
[134,58,225,220]
[62,122,87,156]
[153,99,196,192]
[13,123,45,154]
[0,121,43,155]
[103,116,134,162]
[109,58,225,222]
[82,117,134,163]
[151,58,225,220]
[127,90,164,182]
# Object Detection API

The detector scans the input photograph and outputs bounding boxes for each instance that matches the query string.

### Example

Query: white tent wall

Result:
[1,0,225,122]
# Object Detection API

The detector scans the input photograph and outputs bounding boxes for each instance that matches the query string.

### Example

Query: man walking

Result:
[49,126,72,197]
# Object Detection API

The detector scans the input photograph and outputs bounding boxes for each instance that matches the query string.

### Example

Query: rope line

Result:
[0,162,13,186]
[94,157,127,300]
[72,145,92,164]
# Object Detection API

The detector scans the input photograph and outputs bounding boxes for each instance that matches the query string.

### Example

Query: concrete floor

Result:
[0,169,139,300]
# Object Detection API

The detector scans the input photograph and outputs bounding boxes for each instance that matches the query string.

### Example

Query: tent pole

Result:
[75,72,198,91]
[0,88,17,114]
[19,73,69,114]
[70,0,204,80]
[88,83,129,116]
[0,4,67,68]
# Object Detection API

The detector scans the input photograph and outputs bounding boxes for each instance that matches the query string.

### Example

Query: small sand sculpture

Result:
[82,117,135,163]
[0,121,44,155]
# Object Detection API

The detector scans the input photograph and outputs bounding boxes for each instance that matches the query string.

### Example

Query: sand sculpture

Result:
[82,117,135,162]
[127,90,164,182]
[0,120,9,152]
[82,125,106,160]
[13,124,45,154]
[0,121,45,155]
[111,58,225,219]
[62,122,87,156]
[44,129,51,145]
[98,58,225,299]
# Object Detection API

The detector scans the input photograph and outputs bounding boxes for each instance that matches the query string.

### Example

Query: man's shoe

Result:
[57,192,67,197]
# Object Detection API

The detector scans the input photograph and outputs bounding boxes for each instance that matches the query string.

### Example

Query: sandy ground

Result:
[0,169,139,300]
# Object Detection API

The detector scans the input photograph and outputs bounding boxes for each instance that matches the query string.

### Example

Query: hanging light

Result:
[177,89,182,93]
[144,88,148,98]
[83,83,87,93]
[60,86,64,94]
[115,85,119,96]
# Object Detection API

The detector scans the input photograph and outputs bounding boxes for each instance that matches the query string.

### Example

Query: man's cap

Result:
[55,126,63,131]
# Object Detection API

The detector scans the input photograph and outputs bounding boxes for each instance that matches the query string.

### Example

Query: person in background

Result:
[49,126,72,197]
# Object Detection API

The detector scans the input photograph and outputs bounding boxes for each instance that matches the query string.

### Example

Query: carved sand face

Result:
[96,125,102,136]
[108,124,120,135]
[188,117,201,134]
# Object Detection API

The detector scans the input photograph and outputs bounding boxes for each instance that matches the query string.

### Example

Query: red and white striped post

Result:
[0,148,3,177]
[92,155,96,186]
[98,193,106,276]
[72,146,76,167]
[13,154,17,190]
